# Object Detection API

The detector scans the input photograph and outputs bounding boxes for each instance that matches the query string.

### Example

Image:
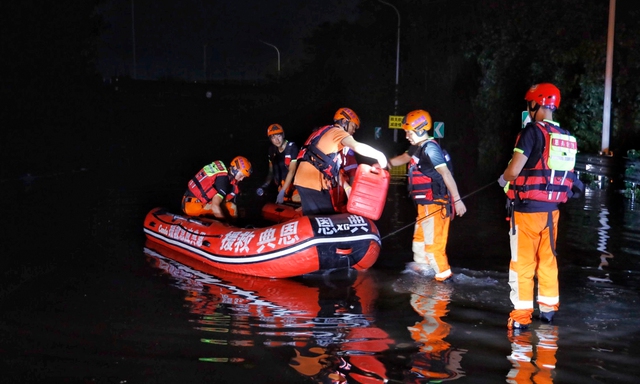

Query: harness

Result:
[506,121,577,204]
[407,140,451,206]
[187,161,234,203]
[297,125,342,187]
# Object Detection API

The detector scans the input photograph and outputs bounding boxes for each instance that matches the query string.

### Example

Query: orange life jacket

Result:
[297,125,342,187]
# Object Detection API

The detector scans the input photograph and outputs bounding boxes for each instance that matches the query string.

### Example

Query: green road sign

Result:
[434,121,444,138]
[522,111,531,128]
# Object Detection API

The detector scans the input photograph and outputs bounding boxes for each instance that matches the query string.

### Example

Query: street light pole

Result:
[131,0,136,79]
[601,0,616,155]
[378,0,400,142]
[260,40,280,81]
[203,43,207,82]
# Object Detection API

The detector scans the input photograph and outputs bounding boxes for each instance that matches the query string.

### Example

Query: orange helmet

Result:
[267,124,284,136]
[229,156,252,178]
[525,83,561,110]
[334,108,360,129]
[402,110,432,133]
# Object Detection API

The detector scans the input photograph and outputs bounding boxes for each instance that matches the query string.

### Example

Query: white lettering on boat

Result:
[278,222,300,245]
[220,231,256,253]
[168,224,205,247]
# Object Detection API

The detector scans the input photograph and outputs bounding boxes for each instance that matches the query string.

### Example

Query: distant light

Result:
[206,91,212,99]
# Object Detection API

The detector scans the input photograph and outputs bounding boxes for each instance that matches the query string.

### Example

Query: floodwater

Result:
[2,166,639,383]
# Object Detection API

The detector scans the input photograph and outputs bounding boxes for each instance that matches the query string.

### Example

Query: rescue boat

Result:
[143,207,381,278]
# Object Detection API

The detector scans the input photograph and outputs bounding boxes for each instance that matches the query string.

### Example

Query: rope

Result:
[151,211,223,238]
[380,180,496,240]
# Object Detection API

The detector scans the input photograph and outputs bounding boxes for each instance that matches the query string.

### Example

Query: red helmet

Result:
[525,83,561,110]
[402,110,432,133]
[334,108,360,128]
[267,124,284,136]
[230,156,252,178]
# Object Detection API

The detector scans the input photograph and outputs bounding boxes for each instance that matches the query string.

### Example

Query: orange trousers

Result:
[508,210,560,325]
[181,195,237,219]
[413,203,452,281]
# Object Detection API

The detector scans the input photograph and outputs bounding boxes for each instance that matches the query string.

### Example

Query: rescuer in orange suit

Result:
[498,83,584,329]
[388,109,467,282]
[294,108,388,215]
[181,156,252,221]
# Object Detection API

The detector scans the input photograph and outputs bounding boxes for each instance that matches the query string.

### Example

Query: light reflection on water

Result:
[145,247,401,382]
[141,186,640,383]
[563,188,640,284]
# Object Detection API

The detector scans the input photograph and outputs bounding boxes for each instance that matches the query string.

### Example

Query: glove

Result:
[498,174,507,188]
[256,187,265,197]
[276,189,286,204]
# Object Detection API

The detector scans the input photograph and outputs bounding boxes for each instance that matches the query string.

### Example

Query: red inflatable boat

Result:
[143,207,381,278]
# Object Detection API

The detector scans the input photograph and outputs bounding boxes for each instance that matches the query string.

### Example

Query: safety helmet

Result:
[334,108,360,129]
[229,156,252,178]
[267,124,284,136]
[401,110,432,133]
[525,83,561,110]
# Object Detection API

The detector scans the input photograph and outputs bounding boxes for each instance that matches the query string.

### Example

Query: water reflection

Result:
[393,274,466,382]
[564,188,640,285]
[144,243,395,383]
[506,326,558,383]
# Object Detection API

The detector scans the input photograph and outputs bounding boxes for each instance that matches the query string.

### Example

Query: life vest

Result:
[187,161,236,203]
[506,121,578,204]
[408,140,451,205]
[297,125,342,187]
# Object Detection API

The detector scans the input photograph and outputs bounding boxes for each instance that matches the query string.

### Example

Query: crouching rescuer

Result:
[182,156,252,221]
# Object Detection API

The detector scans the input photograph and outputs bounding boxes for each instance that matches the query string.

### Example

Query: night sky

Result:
[97,0,361,81]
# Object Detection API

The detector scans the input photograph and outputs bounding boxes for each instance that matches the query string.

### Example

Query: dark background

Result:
[2,0,639,285]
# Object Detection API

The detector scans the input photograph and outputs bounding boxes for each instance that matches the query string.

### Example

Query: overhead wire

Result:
[380,180,497,240]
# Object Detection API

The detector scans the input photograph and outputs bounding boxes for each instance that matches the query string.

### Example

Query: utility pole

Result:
[601,0,616,155]
[378,0,401,142]
[203,44,207,82]
[131,0,136,79]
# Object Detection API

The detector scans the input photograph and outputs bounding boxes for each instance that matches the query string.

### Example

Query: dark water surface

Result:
[3,73,638,383]
[2,165,639,384]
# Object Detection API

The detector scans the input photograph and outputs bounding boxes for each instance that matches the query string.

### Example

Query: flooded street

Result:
[2,171,639,383]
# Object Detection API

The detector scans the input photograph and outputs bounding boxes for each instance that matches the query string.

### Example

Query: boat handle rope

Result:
[380,180,497,241]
